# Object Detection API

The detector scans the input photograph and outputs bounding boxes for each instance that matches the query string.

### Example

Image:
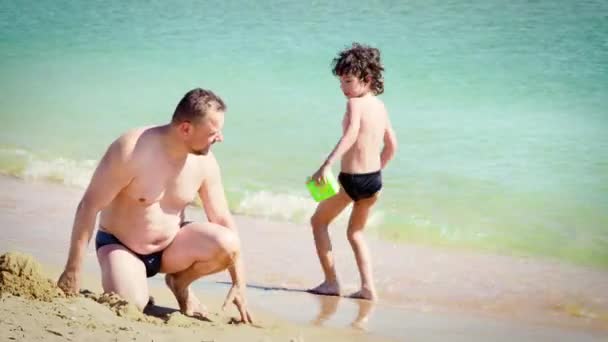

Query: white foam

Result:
[0,147,386,228]
[0,147,96,188]
[23,157,96,188]
[236,189,384,227]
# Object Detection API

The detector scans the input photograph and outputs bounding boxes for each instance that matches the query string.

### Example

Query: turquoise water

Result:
[1,0,607,267]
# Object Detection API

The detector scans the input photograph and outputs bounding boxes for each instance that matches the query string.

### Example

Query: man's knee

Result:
[132,293,150,311]
[215,229,240,260]
[102,283,149,311]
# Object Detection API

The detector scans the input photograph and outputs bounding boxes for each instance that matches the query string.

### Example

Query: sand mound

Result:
[94,292,159,323]
[0,252,64,301]
[80,289,155,323]
[0,252,209,328]
[80,290,199,326]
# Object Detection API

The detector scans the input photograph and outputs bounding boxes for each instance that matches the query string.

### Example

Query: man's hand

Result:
[222,284,253,324]
[57,269,80,295]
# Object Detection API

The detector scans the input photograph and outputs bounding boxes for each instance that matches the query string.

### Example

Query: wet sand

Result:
[1,174,607,341]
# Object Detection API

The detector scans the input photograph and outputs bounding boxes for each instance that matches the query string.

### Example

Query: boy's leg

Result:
[346,193,379,300]
[97,245,150,310]
[308,189,352,295]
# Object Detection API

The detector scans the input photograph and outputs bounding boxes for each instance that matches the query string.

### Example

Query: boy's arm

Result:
[380,118,398,169]
[314,99,361,179]
[58,137,134,294]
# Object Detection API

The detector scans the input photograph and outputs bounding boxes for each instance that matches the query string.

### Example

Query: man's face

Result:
[339,74,370,98]
[187,109,225,155]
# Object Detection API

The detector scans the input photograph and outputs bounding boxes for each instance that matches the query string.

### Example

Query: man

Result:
[57,88,252,323]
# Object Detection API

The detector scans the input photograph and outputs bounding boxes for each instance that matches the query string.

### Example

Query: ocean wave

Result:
[1,146,604,268]
[0,146,386,228]
[233,189,384,227]
[0,147,96,188]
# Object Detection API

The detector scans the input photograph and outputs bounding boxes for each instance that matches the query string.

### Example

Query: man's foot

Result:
[165,274,208,318]
[347,288,377,301]
[307,281,341,296]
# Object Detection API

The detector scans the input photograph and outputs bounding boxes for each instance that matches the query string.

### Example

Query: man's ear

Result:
[179,121,192,135]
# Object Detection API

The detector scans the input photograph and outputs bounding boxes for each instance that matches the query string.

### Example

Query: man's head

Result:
[332,43,384,97]
[171,88,226,155]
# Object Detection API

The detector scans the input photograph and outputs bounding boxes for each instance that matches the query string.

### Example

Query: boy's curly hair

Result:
[332,42,384,95]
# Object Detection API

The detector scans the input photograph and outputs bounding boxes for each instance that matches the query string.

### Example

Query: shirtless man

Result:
[308,43,398,301]
[57,88,252,323]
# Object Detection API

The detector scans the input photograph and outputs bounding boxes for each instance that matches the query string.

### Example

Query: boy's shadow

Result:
[214,282,375,329]
[310,294,375,330]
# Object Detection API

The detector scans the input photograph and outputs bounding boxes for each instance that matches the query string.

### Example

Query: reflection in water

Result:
[311,295,340,326]
[351,299,374,330]
[311,294,375,331]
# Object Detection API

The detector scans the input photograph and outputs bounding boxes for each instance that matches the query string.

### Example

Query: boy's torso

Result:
[341,96,387,174]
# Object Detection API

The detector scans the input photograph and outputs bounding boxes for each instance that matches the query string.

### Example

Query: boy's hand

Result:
[310,165,329,185]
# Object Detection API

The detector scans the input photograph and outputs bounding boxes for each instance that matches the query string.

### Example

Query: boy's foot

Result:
[347,288,377,301]
[307,281,341,296]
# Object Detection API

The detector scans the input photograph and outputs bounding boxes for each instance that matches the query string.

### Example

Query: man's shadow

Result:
[142,296,212,322]
[79,290,210,323]
[143,298,179,317]
[310,294,375,330]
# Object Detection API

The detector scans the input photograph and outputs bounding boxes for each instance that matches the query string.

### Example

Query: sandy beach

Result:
[1,251,380,342]
[1,174,607,341]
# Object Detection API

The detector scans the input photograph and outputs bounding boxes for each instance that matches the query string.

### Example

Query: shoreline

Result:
[1,174,607,341]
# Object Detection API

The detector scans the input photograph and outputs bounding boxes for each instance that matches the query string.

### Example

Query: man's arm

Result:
[198,152,236,230]
[380,118,398,169]
[58,136,134,293]
[221,249,252,323]
[198,153,252,322]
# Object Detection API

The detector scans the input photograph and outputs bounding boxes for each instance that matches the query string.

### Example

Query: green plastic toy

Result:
[306,171,340,202]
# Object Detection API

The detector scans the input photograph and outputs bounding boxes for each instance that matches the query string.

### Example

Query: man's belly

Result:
[110,227,178,255]
[99,214,182,255]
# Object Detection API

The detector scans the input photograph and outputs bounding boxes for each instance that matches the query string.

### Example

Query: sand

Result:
[0,252,64,301]
[1,174,607,341]
[0,251,385,341]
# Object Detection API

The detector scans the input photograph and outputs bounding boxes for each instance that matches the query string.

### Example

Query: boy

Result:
[308,43,398,301]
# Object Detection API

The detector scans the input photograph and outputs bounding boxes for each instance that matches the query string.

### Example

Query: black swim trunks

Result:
[95,222,191,278]
[95,230,163,277]
[338,170,382,201]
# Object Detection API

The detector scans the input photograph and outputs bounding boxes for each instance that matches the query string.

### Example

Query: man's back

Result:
[340,95,388,174]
